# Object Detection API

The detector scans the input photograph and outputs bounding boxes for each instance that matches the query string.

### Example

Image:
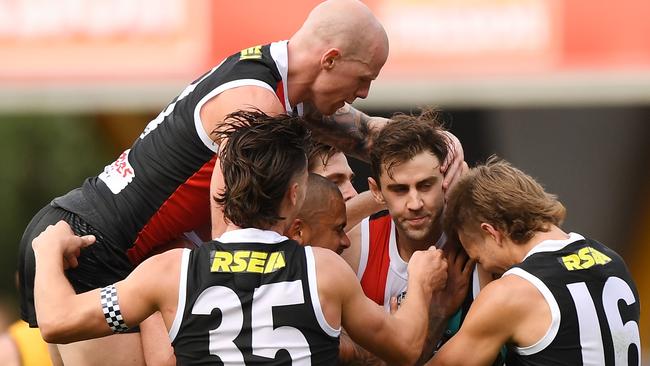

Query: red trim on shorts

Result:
[360,215,392,306]
[127,155,217,264]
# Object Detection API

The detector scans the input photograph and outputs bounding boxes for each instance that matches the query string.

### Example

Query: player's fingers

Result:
[443,159,463,191]
[443,242,458,262]
[80,235,96,247]
[54,220,75,235]
[63,251,79,268]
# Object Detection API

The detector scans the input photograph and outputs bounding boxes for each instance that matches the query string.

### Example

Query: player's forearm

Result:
[34,250,80,342]
[304,104,388,162]
[338,329,387,366]
[34,250,109,343]
[388,287,431,365]
[345,191,384,232]
[415,311,449,365]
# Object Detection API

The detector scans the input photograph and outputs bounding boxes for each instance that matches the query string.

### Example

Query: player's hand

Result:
[440,131,466,193]
[432,239,475,318]
[408,247,448,296]
[32,220,96,269]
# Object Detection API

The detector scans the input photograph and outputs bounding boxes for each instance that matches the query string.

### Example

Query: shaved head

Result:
[287,0,389,115]
[298,173,344,221]
[287,173,351,254]
[292,0,388,63]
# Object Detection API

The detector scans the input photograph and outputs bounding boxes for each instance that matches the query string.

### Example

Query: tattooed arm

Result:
[303,102,389,162]
[338,329,388,366]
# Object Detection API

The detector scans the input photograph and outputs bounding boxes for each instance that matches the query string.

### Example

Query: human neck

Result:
[286,37,318,108]
[394,221,443,262]
[223,221,287,237]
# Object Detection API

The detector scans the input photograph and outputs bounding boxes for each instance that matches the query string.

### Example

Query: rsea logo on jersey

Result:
[210,250,286,273]
[561,246,612,271]
[240,45,263,60]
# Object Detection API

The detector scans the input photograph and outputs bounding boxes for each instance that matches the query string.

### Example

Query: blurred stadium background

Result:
[0,0,647,361]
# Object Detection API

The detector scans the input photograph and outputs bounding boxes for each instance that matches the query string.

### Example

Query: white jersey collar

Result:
[522,232,585,260]
[216,228,288,244]
[269,40,303,116]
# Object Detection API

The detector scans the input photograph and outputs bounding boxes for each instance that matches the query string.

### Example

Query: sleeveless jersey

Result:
[503,233,641,366]
[170,228,340,365]
[53,41,300,269]
[357,211,444,311]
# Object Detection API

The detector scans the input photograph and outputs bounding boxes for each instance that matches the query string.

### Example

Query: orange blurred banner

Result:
[1,0,650,83]
[0,0,213,83]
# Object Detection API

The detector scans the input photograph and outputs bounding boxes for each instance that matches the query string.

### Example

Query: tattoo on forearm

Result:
[304,104,381,161]
[338,330,387,366]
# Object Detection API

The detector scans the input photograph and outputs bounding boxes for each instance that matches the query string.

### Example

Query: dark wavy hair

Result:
[212,109,311,229]
[370,108,449,186]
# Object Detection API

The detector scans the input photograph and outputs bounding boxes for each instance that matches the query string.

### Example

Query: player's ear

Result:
[480,223,501,243]
[368,177,385,204]
[286,219,305,245]
[288,182,300,207]
[320,48,341,70]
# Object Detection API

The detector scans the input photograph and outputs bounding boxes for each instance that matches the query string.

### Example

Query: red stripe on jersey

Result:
[275,80,286,110]
[127,155,217,264]
[360,214,392,306]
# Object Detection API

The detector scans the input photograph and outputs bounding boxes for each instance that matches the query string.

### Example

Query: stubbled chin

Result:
[399,226,432,241]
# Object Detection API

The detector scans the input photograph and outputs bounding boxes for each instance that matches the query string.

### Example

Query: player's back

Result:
[504,233,641,366]
[53,42,292,266]
[170,228,339,365]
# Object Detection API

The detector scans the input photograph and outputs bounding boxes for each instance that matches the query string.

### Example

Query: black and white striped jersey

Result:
[53,41,299,270]
[170,228,340,365]
[504,233,640,366]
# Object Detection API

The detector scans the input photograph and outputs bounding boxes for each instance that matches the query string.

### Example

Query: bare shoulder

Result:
[473,275,539,311]
[309,246,364,327]
[128,248,187,287]
[311,247,358,288]
[200,85,285,134]
[464,274,546,337]
[217,85,285,113]
[311,246,353,273]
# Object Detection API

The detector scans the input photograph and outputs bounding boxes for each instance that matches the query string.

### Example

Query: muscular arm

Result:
[416,243,474,364]
[425,276,547,366]
[303,103,388,162]
[316,247,447,366]
[33,222,181,344]
[141,312,176,366]
[345,190,384,232]
[339,245,472,366]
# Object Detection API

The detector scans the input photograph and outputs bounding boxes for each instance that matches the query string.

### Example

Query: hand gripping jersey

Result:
[170,229,339,365]
[53,41,300,269]
[503,233,641,366]
[356,211,444,311]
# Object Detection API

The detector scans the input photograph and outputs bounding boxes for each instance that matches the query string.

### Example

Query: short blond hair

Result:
[444,156,566,244]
